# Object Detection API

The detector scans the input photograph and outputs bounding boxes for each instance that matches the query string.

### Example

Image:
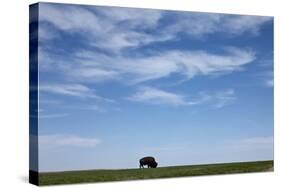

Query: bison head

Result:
[151,162,158,168]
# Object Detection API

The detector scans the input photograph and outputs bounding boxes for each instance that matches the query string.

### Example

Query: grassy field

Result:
[39,160,273,186]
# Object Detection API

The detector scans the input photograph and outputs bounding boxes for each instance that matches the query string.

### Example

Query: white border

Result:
[0,0,279,187]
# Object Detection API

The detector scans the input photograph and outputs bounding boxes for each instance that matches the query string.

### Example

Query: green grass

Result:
[39,160,273,186]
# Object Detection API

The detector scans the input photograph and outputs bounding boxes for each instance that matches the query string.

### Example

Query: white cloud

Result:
[38,25,59,41]
[237,136,273,145]
[38,4,261,86]
[37,4,268,109]
[69,48,256,84]
[265,79,274,87]
[39,84,95,96]
[222,16,272,35]
[38,4,272,53]
[39,46,256,85]
[40,83,98,98]
[90,31,172,53]
[39,113,69,119]
[39,99,62,105]
[38,47,70,71]
[262,71,274,88]
[95,6,162,29]
[254,56,273,88]
[166,13,221,37]
[128,87,236,108]
[39,4,168,53]
[166,13,272,38]
[86,105,105,112]
[227,136,274,159]
[255,69,273,88]
[70,68,119,82]
[39,83,115,103]
[39,134,101,148]
[66,104,107,112]
[127,87,187,106]
[40,84,114,103]
[39,4,105,35]
[213,89,236,108]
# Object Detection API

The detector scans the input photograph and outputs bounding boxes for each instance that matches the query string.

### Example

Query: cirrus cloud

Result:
[38,3,272,53]
[127,87,187,106]
[39,83,113,102]
[127,87,236,108]
[39,134,101,148]
[68,47,256,84]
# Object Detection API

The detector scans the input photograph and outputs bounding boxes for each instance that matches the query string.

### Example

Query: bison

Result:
[139,156,158,168]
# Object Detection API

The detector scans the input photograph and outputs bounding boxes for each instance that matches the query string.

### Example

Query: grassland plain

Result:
[39,160,273,186]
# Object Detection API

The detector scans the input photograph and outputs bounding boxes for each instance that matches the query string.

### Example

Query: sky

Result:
[36,3,273,172]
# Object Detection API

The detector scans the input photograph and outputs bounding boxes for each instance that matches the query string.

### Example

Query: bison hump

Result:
[140,156,156,162]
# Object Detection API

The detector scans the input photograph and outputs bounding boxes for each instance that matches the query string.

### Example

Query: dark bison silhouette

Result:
[139,156,158,168]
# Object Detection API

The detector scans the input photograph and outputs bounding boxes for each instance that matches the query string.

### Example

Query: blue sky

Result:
[36,3,273,172]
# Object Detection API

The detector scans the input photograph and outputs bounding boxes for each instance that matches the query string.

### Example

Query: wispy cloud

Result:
[127,87,187,106]
[255,57,273,88]
[40,83,106,100]
[36,4,268,111]
[39,134,101,148]
[39,113,69,119]
[62,47,255,84]
[40,83,94,96]
[166,13,271,38]
[237,136,273,145]
[39,4,105,37]
[37,4,262,87]
[70,68,120,82]
[213,89,236,108]
[39,98,63,105]
[262,71,274,88]
[94,6,162,30]
[265,79,273,87]
[38,83,116,113]
[66,104,107,113]
[221,15,271,35]
[128,87,236,108]
[38,4,271,53]
[39,4,167,53]
[228,136,274,154]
